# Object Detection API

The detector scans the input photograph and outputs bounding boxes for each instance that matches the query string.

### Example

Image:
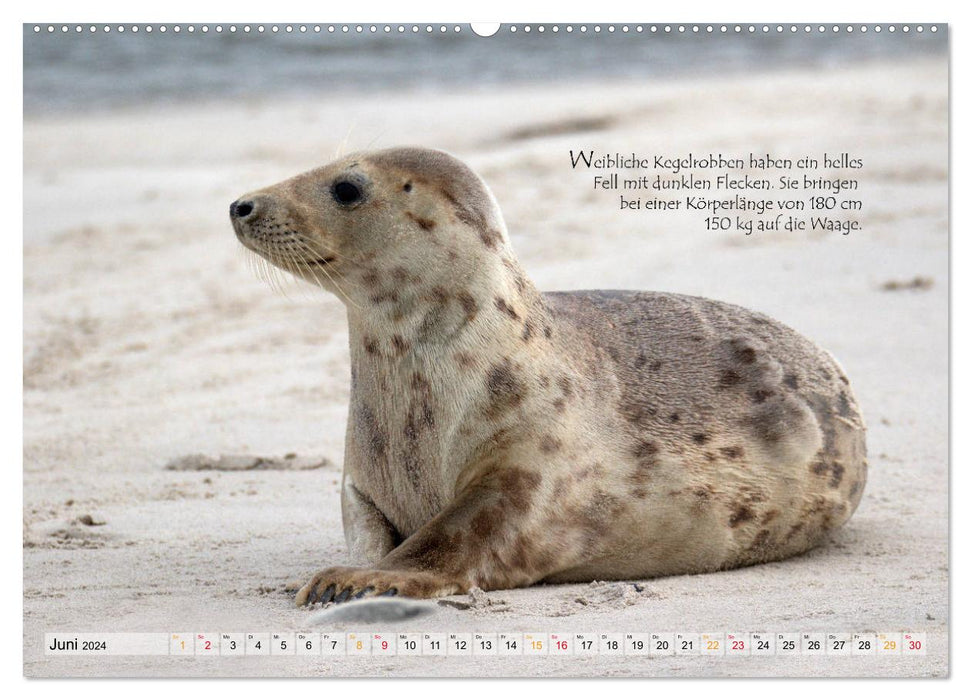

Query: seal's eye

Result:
[332,180,363,205]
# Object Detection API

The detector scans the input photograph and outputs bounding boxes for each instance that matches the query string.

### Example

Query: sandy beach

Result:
[23,57,948,677]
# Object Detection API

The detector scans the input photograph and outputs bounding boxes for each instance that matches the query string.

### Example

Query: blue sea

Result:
[23,23,948,116]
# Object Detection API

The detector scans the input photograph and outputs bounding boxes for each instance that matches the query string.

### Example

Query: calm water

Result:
[24,24,948,116]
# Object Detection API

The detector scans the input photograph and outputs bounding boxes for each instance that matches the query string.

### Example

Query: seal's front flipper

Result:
[294,566,447,606]
[295,463,590,607]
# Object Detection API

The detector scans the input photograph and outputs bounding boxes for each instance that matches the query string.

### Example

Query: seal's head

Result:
[230,147,512,306]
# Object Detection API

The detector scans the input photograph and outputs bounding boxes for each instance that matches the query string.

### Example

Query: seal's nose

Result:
[230,199,256,220]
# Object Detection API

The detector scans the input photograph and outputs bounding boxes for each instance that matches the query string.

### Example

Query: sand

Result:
[22,57,948,677]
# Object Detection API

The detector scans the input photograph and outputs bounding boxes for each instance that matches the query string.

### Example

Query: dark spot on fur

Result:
[370,289,400,305]
[553,397,566,412]
[558,376,573,398]
[750,388,774,404]
[692,433,710,445]
[455,351,475,368]
[355,403,387,465]
[513,273,527,295]
[400,527,469,573]
[401,399,433,491]
[543,325,553,339]
[361,271,381,288]
[486,359,527,416]
[629,442,659,488]
[487,428,514,451]
[729,504,755,527]
[538,374,550,388]
[668,413,680,423]
[649,360,663,372]
[735,346,757,364]
[719,369,742,388]
[479,228,502,250]
[837,392,854,419]
[749,410,784,444]
[761,509,779,524]
[522,320,534,342]
[693,486,713,502]
[457,291,478,321]
[748,529,772,552]
[411,372,429,390]
[432,185,479,228]
[632,440,659,459]
[629,462,655,487]
[363,335,380,355]
[429,285,450,305]
[829,462,845,488]
[811,460,828,476]
[539,435,562,454]
[690,334,704,343]
[494,297,520,321]
[405,211,437,231]
[783,373,799,389]
[470,506,501,541]
[391,334,410,355]
[575,488,625,537]
[634,353,648,369]
[620,401,658,426]
[719,445,744,459]
[498,468,541,514]
[403,414,419,442]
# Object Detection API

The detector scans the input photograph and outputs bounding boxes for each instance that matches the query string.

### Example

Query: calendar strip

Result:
[45,632,926,657]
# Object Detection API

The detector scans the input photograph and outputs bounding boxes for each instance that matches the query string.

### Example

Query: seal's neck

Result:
[343,254,552,513]
[345,254,543,359]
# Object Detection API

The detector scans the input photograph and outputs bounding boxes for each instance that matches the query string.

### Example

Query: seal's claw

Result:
[334,587,353,604]
[353,586,375,599]
[318,583,337,605]
[378,587,398,597]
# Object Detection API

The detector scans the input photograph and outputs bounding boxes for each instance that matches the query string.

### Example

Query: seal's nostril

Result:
[231,199,256,220]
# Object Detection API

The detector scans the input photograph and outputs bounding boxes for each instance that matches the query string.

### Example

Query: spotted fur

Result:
[230,147,868,603]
